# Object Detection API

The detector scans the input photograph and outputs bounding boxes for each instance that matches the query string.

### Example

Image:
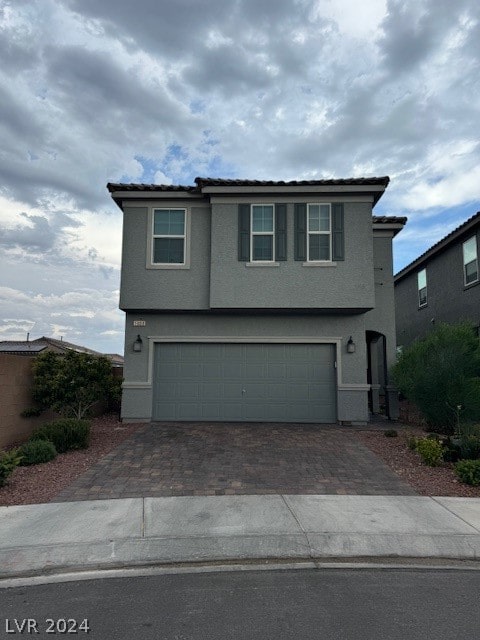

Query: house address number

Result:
[133,320,146,327]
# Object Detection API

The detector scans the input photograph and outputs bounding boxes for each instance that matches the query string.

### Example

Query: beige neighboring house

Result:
[0,337,124,448]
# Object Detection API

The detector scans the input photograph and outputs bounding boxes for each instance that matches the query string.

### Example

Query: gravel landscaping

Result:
[1,415,479,506]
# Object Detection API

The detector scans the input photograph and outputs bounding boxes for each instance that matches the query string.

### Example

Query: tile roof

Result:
[395,211,480,282]
[107,183,197,193]
[194,176,390,188]
[373,216,408,224]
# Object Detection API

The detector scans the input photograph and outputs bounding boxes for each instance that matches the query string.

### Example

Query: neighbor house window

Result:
[251,205,274,261]
[417,268,427,307]
[307,204,331,261]
[463,236,478,285]
[152,209,185,264]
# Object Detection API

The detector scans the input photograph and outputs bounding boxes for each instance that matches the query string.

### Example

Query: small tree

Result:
[32,350,116,419]
[392,322,480,433]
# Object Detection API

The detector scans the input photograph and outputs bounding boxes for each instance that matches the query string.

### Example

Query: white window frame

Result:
[462,235,478,286]
[250,204,275,262]
[147,208,190,270]
[307,203,332,262]
[417,268,427,307]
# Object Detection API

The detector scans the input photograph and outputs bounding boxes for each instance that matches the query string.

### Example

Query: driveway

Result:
[54,422,416,502]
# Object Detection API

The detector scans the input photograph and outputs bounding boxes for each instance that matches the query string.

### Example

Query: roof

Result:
[372,216,408,224]
[108,175,390,206]
[394,211,480,283]
[0,342,47,354]
[104,353,124,366]
[0,337,102,356]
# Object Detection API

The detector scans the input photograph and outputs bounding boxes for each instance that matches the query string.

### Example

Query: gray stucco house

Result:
[395,211,480,348]
[108,177,406,425]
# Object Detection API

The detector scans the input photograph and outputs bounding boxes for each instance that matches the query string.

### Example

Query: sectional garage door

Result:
[152,343,336,423]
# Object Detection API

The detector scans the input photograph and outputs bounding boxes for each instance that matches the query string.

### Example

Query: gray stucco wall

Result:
[209,199,375,310]
[366,233,398,371]
[121,312,369,423]
[395,228,480,347]
[119,203,211,310]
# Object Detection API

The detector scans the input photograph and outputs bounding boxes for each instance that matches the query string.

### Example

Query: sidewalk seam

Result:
[142,498,145,538]
[280,494,313,558]
[431,497,480,534]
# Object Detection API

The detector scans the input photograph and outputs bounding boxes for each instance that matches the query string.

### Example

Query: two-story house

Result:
[108,177,406,425]
[395,211,480,348]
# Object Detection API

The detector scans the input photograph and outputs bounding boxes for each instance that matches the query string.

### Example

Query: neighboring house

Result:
[395,211,480,348]
[108,177,406,425]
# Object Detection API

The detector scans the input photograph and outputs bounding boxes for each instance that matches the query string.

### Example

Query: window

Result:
[251,205,274,261]
[463,236,478,285]
[417,268,427,307]
[152,209,185,264]
[307,204,331,261]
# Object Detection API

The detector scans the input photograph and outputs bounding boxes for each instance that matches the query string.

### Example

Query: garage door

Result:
[152,343,336,423]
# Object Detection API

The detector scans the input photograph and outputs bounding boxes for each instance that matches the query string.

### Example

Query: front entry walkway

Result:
[54,423,416,502]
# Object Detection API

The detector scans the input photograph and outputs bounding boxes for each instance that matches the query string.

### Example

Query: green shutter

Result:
[238,204,250,261]
[275,204,287,261]
[332,203,344,261]
[294,204,307,261]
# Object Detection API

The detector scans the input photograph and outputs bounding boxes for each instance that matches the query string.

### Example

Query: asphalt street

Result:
[2,568,480,640]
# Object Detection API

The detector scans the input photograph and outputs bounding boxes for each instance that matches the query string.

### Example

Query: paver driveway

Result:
[54,422,416,501]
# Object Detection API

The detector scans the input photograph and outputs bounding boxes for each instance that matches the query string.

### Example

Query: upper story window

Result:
[417,268,427,307]
[251,205,274,261]
[307,204,331,261]
[152,209,186,264]
[463,236,478,286]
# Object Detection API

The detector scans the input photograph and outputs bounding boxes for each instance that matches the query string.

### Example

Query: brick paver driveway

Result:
[54,422,416,501]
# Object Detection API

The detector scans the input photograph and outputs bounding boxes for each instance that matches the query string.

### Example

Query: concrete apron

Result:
[1,495,480,578]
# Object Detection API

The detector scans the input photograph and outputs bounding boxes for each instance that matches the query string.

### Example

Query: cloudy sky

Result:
[0,0,479,354]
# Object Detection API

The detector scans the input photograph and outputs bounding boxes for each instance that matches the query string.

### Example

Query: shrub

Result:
[391,322,480,434]
[442,438,461,462]
[30,419,90,453]
[18,440,57,466]
[458,435,480,461]
[20,407,42,418]
[415,437,444,467]
[406,434,418,450]
[32,350,115,419]
[384,429,398,437]
[454,459,480,486]
[0,449,22,487]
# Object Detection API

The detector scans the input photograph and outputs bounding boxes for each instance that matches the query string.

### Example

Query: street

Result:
[2,567,480,639]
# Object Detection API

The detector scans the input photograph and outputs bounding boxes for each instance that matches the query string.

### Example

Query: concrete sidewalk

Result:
[1,495,480,578]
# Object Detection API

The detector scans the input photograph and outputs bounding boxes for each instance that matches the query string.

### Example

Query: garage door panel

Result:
[153,343,336,423]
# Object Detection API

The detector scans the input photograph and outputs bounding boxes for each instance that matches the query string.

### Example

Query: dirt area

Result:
[1,415,479,505]
[0,414,143,506]
[356,429,480,497]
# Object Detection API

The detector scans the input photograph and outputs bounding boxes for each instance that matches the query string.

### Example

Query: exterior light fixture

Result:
[347,336,356,353]
[133,334,143,352]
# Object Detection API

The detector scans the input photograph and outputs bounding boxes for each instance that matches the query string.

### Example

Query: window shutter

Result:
[294,204,307,261]
[332,203,345,261]
[238,204,250,261]
[275,204,287,261]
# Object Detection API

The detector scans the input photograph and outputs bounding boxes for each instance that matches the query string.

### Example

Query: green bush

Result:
[18,440,57,466]
[384,429,398,437]
[458,435,480,461]
[415,437,444,467]
[454,459,480,486]
[30,419,90,453]
[0,449,22,487]
[392,323,480,434]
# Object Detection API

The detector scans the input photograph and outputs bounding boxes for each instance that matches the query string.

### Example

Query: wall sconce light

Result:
[347,336,356,353]
[133,334,143,352]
